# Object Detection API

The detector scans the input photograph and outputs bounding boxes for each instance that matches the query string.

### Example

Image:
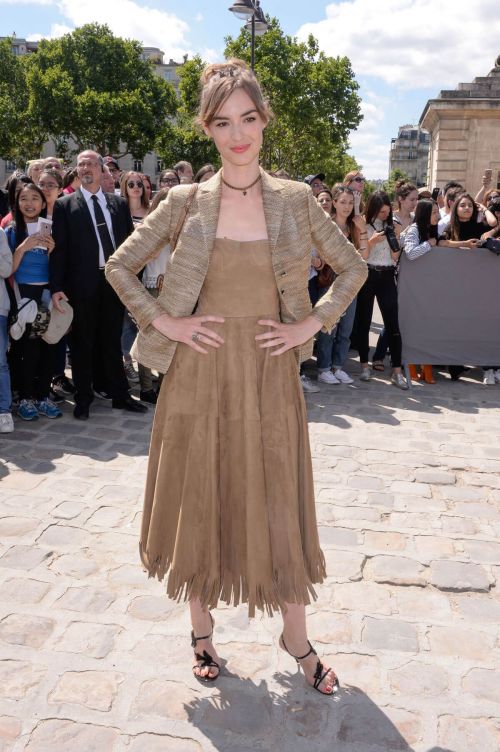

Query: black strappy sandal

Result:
[191,611,220,683]
[279,634,339,696]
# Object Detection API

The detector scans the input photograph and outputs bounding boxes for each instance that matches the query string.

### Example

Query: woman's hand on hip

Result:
[255,316,323,356]
[152,313,225,354]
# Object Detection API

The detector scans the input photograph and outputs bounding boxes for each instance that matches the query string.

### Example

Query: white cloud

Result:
[195,12,203,22]
[298,0,500,89]
[348,96,389,179]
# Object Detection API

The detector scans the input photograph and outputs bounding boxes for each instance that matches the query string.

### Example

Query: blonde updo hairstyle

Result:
[197,58,272,127]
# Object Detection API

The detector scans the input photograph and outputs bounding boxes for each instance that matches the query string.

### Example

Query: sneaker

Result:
[391,372,409,390]
[36,398,62,419]
[18,399,38,421]
[124,360,139,383]
[483,369,496,385]
[52,375,75,395]
[333,368,354,384]
[318,370,340,385]
[359,367,372,381]
[0,413,14,433]
[140,389,158,404]
[300,374,320,393]
[494,369,500,384]
[93,389,112,400]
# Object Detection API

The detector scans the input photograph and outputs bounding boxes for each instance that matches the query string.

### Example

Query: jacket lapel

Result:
[260,168,284,254]
[197,172,222,260]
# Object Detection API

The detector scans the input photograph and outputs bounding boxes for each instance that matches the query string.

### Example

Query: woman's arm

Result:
[437,237,479,249]
[306,188,367,333]
[0,229,12,278]
[403,224,434,261]
[105,191,178,330]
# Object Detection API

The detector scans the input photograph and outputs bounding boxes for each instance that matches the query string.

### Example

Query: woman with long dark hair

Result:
[106,59,366,694]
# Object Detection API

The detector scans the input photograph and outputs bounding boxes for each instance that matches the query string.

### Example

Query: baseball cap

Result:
[103,156,120,170]
[304,173,325,185]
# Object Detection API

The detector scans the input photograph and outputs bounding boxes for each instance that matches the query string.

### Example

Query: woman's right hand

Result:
[152,313,225,354]
[369,231,386,246]
[463,238,480,249]
[428,238,437,247]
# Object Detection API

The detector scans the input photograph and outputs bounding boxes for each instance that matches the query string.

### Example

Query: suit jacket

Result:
[105,168,367,372]
[50,189,134,301]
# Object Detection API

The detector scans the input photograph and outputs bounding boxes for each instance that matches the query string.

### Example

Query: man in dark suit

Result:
[50,150,147,420]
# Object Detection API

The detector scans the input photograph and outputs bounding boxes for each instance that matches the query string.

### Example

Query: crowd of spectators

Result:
[0,154,499,433]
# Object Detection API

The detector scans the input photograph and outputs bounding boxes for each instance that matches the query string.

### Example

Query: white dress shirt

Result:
[80,186,116,268]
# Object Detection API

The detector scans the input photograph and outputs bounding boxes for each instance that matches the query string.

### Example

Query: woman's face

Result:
[159,172,179,193]
[430,204,440,225]
[18,186,45,221]
[38,172,60,204]
[317,192,332,215]
[28,163,43,183]
[400,189,418,214]
[333,191,354,219]
[204,88,266,167]
[126,172,144,201]
[141,175,152,200]
[377,204,391,221]
[348,174,365,191]
[456,196,474,221]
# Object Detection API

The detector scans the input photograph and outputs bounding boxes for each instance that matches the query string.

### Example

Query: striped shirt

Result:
[401,223,433,261]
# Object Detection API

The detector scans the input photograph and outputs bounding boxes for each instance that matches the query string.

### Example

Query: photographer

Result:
[356,190,407,389]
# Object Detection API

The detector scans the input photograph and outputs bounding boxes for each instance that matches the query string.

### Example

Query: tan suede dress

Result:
[140,238,326,617]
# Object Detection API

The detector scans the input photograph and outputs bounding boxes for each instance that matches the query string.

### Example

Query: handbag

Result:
[157,184,198,293]
[10,281,73,343]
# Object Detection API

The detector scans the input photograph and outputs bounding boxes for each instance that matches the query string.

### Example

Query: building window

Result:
[133,160,143,173]
[5,160,16,172]
[164,70,175,81]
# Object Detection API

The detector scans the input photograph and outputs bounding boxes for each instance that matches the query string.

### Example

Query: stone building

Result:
[389,125,430,186]
[420,55,500,191]
[0,38,185,187]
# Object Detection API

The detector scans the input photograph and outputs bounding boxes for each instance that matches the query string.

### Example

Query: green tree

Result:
[224,19,362,184]
[384,168,410,200]
[155,56,219,170]
[26,23,178,158]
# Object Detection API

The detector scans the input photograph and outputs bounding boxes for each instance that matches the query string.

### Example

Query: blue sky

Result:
[2,0,499,178]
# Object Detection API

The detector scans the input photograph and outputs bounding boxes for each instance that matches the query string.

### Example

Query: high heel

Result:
[422,365,436,384]
[279,633,339,696]
[191,611,220,683]
[408,364,418,380]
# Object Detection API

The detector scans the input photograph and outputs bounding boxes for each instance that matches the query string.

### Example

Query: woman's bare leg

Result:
[189,599,220,679]
[281,602,337,693]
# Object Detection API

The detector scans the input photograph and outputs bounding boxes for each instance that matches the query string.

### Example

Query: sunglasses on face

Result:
[351,176,365,183]
[127,180,143,189]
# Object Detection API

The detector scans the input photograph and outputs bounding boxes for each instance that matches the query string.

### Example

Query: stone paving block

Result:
[0,516,40,537]
[318,526,362,547]
[461,667,500,704]
[199,687,275,738]
[36,524,89,548]
[0,660,46,700]
[453,501,500,520]
[437,715,500,752]
[390,480,431,497]
[430,560,492,592]
[0,472,45,490]
[427,625,495,662]
[51,501,88,520]
[127,595,176,621]
[414,535,455,561]
[362,617,419,652]
[450,592,500,624]
[128,735,202,752]
[223,642,273,680]
[85,506,130,528]
[366,492,395,508]
[304,611,353,646]
[364,555,428,587]
[388,660,449,697]
[458,538,500,563]
[49,553,99,578]
[55,586,115,613]
[54,621,122,659]
[440,515,479,535]
[49,670,124,711]
[0,545,52,570]
[0,613,54,648]
[108,563,147,587]
[0,577,50,604]
[323,549,365,581]
[324,651,381,694]
[463,472,500,489]
[348,476,385,490]
[394,586,452,621]
[439,486,484,501]
[333,582,393,616]
[363,530,407,552]
[131,679,196,722]
[25,719,120,751]
[0,715,22,746]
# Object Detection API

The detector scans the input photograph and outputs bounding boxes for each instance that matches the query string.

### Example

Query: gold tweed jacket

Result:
[105,168,367,373]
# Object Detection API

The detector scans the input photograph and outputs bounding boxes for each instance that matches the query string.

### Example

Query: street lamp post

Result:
[228,0,268,70]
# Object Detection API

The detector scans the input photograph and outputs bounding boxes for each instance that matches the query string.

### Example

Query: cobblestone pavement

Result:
[0,357,499,752]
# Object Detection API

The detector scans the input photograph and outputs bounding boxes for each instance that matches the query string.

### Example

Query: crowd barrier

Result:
[398,246,500,366]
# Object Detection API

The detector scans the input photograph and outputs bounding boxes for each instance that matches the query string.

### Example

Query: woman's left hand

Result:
[255,316,323,356]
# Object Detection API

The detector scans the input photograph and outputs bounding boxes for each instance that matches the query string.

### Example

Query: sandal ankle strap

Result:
[190,611,215,648]
[281,634,317,661]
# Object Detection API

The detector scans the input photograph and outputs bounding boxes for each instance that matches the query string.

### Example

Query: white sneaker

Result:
[300,374,320,393]
[318,370,340,385]
[333,368,354,384]
[391,372,409,390]
[483,369,496,385]
[0,413,14,433]
[494,369,500,384]
[359,367,372,381]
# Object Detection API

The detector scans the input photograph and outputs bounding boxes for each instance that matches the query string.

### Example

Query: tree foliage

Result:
[224,18,362,184]
[155,56,219,170]
[384,168,410,200]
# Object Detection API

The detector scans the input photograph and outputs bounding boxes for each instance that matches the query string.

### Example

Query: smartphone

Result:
[353,192,361,216]
[38,218,53,237]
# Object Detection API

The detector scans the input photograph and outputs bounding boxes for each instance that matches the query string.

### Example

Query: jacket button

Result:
[280,289,285,295]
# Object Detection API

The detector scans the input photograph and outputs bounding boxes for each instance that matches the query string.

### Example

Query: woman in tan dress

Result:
[106,60,366,695]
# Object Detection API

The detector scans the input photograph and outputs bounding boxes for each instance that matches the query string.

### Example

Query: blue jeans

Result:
[332,297,357,369]
[121,310,138,357]
[0,315,12,413]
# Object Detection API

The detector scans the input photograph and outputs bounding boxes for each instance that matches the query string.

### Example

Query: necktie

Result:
[91,195,114,261]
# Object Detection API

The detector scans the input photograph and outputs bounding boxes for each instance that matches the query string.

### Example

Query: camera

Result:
[487,200,500,215]
[384,224,400,253]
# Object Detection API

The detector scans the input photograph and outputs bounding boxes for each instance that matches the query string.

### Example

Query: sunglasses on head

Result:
[127,180,143,189]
